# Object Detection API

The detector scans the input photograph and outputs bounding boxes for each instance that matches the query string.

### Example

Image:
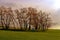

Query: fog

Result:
[0,0,60,29]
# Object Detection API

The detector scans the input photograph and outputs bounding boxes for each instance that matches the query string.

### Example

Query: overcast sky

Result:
[0,0,60,9]
[0,0,55,10]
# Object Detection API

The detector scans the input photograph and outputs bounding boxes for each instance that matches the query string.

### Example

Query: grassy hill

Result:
[0,30,60,40]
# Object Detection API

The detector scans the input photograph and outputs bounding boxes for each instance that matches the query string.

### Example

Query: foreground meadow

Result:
[0,30,60,40]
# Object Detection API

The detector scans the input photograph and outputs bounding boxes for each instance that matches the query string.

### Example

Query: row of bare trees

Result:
[0,6,52,31]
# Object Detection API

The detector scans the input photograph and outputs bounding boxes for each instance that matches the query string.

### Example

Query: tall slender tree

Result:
[38,11,52,31]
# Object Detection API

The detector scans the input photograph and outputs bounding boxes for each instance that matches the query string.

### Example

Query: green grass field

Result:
[0,30,60,40]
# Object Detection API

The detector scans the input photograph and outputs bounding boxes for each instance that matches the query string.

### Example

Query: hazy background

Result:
[0,0,60,29]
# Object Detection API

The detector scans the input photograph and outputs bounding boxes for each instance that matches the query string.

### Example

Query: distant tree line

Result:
[0,6,52,31]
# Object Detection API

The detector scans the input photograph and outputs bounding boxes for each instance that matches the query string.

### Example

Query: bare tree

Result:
[20,8,28,30]
[38,11,52,31]
[0,6,17,30]
[15,9,23,30]
[5,7,16,29]
[0,6,6,29]
[0,6,52,31]
[27,7,39,31]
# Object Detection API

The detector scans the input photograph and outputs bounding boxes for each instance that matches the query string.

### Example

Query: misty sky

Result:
[0,0,60,29]
[0,0,59,10]
[0,0,56,10]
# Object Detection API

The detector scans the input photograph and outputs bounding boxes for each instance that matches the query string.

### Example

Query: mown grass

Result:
[0,30,60,40]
